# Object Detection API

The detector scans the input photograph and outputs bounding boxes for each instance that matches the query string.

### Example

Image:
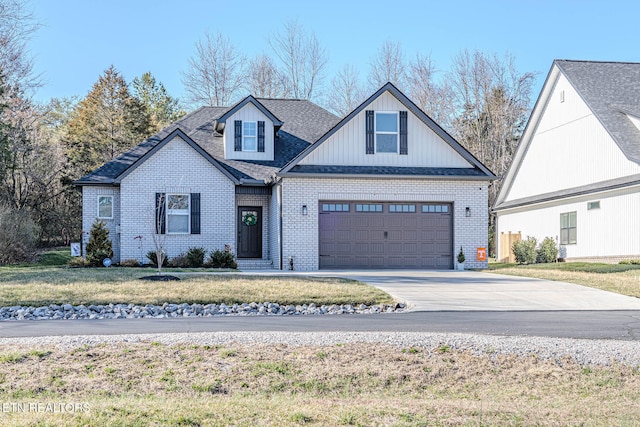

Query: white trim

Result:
[242,121,257,152]
[166,193,190,234]
[97,195,113,219]
[375,111,399,154]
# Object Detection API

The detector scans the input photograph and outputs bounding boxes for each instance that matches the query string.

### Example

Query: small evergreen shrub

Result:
[512,236,537,264]
[619,259,640,265]
[168,253,189,268]
[86,220,113,267]
[186,247,206,267]
[120,258,141,267]
[537,237,558,263]
[207,249,238,269]
[147,250,168,267]
[457,246,465,264]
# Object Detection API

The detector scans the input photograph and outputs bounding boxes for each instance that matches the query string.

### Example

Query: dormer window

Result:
[375,112,399,153]
[243,122,257,151]
[234,120,266,153]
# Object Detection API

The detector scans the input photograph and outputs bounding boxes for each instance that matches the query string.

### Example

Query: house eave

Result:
[277,172,495,181]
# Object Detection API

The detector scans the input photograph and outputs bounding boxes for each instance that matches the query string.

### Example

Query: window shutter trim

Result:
[399,111,408,155]
[257,121,265,152]
[234,120,242,151]
[365,110,374,154]
[155,193,166,234]
[190,193,201,234]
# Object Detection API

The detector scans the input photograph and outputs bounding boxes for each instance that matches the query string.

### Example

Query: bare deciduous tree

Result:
[246,54,290,98]
[269,21,328,100]
[368,39,407,91]
[408,53,455,132]
[0,0,40,90]
[325,64,366,117]
[182,31,246,107]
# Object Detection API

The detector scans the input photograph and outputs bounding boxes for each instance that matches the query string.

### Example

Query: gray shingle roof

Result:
[556,60,640,164]
[74,99,340,185]
[287,165,488,177]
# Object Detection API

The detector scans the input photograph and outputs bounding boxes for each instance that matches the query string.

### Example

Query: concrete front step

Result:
[237,259,275,270]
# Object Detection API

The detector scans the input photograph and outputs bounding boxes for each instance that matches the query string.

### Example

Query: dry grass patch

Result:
[0,268,392,306]
[491,267,640,298]
[0,342,639,425]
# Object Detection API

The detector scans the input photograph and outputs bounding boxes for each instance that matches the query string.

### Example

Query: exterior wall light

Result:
[302,205,308,215]
[465,207,471,217]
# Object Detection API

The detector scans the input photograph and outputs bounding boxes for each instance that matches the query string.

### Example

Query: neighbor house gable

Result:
[495,60,640,211]
[279,82,495,179]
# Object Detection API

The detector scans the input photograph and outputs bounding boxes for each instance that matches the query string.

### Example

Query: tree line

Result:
[0,1,537,262]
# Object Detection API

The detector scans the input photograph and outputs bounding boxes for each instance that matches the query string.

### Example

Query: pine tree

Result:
[64,65,152,178]
[132,72,184,132]
[86,220,113,266]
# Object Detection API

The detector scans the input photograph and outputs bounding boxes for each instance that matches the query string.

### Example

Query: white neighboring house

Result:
[76,82,496,270]
[494,60,640,262]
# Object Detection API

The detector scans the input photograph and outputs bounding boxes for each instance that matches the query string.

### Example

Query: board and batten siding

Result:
[497,186,640,260]
[506,73,640,201]
[280,176,489,271]
[223,103,275,161]
[299,92,471,168]
[119,135,236,263]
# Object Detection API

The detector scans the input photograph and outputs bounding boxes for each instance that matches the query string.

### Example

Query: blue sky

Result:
[28,0,640,105]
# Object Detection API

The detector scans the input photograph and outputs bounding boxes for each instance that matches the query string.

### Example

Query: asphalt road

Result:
[2,310,640,341]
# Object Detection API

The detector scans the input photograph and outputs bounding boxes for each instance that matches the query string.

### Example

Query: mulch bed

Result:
[139,275,181,281]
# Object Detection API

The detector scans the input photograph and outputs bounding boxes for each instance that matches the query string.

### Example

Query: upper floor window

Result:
[243,121,257,152]
[375,112,398,153]
[167,194,190,234]
[97,195,113,219]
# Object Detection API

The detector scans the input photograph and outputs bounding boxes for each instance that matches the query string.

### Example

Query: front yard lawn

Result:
[0,267,393,307]
[487,262,640,298]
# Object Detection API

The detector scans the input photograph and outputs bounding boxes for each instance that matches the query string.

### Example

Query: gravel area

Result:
[1,331,639,367]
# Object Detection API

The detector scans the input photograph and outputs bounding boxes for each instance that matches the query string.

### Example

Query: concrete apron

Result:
[236,269,640,312]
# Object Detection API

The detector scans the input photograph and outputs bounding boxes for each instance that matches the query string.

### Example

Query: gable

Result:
[297,91,471,168]
[223,102,275,161]
[501,68,640,204]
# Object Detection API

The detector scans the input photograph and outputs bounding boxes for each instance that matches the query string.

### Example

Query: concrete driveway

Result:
[289,270,640,311]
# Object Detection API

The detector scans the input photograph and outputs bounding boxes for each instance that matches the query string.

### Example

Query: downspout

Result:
[278,183,283,270]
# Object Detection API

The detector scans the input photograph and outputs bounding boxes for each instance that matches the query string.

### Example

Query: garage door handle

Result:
[384,231,388,239]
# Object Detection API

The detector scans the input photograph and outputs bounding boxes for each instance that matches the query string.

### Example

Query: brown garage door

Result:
[319,201,453,269]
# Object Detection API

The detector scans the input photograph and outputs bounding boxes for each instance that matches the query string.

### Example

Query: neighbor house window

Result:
[560,211,576,245]
[97,195,113,219]
[167,194,190,234]
[587,201,600,210]
[243,121,257,151]
[375,112,398,153]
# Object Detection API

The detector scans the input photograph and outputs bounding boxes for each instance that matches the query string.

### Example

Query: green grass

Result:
[0,266,393,307]
[486,262,640,298]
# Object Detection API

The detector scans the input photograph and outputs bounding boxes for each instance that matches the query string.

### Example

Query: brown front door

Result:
[237,206,262,258]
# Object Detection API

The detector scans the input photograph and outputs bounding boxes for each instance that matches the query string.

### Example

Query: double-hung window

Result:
[243,121,257,152]
[375,112,399,153]
[97,195,113,219]
[167,194,190,234]
[560,211,576,245]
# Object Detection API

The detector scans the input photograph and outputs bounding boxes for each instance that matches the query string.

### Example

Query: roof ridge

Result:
[555,59,640,66]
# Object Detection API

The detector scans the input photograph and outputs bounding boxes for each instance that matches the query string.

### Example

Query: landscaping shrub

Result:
[66,257,87,268]
[85,220,113,267]
[0,203,40,264]
[207,249,238,269]
[619,259,640,265]
[537,237,558,263]
[512,236,537,264]
[168,253,189,268]
[186,247,206,267]
[120,258,141,267]
[147,250,168,267]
